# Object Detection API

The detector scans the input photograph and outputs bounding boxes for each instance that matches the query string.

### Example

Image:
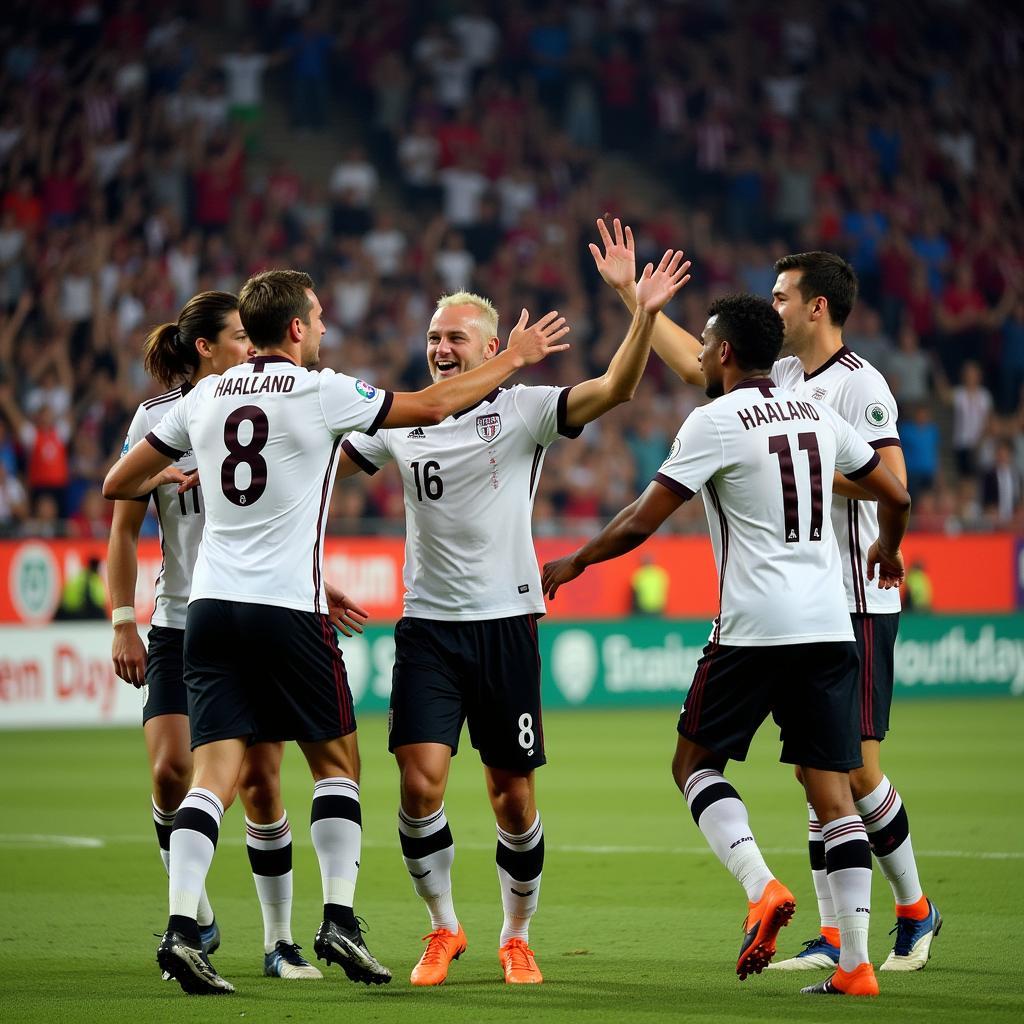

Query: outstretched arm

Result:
[383,310,570,428]
[590,217,705,386]
[564,250,691,430]
[542,480,685,599]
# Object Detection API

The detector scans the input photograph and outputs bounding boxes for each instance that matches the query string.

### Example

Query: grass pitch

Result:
[1,697,1021,1023]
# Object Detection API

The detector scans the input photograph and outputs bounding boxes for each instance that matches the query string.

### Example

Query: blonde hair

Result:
[434,291,499,341]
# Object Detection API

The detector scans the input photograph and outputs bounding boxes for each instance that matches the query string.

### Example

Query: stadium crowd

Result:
[0,0,1022,538]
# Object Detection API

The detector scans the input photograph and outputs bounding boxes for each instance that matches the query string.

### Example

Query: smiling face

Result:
[771,269,816,357]
[426,303,499,382]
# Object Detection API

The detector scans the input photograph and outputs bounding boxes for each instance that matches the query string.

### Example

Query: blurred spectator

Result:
[902,561,934,613]
[52,555,107,621]
[899,403,941,496]
[947,360,993,478]
[631,556,670,616]
[981,439,1022,526]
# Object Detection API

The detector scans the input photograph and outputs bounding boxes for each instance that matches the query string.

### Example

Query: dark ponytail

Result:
[142,291,239,388]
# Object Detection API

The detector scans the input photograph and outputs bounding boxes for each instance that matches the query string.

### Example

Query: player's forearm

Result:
[106,521,141,611]
[573,502,654,571]
[601,306,657,403]
[876,496,911,556]
[833,471,878,501]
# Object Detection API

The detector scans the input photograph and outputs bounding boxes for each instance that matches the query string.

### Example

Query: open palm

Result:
[635,249,692,314]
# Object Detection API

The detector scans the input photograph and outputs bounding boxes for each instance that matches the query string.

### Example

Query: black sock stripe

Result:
[688,781,741,825]
[808,838,826,871]
[399,806,445,829]
[172,807,220,847]
[248,842,293,877]
[867,805,910,857]
[154,821,172,851]
[401,823,453,861]
[496,833,545,882]
[311,794,362,826]
[498,817,543,847]
[825,838,872,872]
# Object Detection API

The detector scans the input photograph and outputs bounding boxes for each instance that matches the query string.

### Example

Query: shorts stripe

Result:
[848,501,866,613]
[684,647,715,732]
[318,613,352,735]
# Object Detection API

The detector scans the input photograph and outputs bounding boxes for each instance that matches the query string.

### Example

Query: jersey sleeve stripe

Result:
[846,451,881,480]
[366,391,394,435]
[312,437,342,614]
[145,431,185,460]
[654,472,695,501]
[556,386,584,439]
[341,439,380,475]
[868,438,902,450]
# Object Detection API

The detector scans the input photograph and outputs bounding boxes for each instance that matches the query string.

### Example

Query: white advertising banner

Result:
[0,624,143,729]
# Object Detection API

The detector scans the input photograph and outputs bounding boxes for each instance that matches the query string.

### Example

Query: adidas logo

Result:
[407,427,426,438]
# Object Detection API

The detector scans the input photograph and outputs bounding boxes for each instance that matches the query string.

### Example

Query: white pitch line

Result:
[1,834,1021,859]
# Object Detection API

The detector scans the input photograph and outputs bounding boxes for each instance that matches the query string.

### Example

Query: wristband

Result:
[112,606,136,626]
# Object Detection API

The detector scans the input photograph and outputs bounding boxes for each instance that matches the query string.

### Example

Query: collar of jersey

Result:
[802,344,851,381]
[451,387,502,419]
[247,355,295,372]
[728,376,774,393]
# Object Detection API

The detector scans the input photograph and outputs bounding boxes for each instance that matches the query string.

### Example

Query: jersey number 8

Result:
[222,406,269,507]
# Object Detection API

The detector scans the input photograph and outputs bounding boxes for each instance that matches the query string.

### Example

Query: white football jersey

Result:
[343,384,581,621]
[656,377,879,646]
[772,347,902,614]
[148,355,391,614]
[122,385,203,629]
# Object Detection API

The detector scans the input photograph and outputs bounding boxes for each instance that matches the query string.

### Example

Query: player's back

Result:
[773,349,902,614]
[149,355,390,614]
[661,378,879,646]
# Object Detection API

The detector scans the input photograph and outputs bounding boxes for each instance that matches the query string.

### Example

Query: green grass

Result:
[1,697,1021,1022]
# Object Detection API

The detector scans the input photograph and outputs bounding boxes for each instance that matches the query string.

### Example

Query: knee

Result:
[152,754,192,806]
[490,785,533,834]
[400,763,445,816]
[237,764,281,821]
[793,765,804,786]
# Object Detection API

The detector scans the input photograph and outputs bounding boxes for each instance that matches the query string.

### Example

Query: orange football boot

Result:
[736,879,796,979]
[410,925,467,986]
[498,938,543,984]
[801,961,880,996]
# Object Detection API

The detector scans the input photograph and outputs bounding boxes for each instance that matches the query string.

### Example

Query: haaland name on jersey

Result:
[736,398,821,431]
[213,374,296,398]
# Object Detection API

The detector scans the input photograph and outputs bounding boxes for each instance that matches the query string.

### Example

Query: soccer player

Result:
[335,250,691,987]
[109,290,325,979]
[542,294,913,997]
[591,223,940,972]
[103,269,571,996]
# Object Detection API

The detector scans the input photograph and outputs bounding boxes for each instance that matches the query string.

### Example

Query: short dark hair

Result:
[774,251,858,327]
[238,270,314,349]
[706,294,784,370]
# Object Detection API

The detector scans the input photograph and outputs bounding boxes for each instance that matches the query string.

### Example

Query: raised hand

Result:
[542,553,585,600]
[635,249,692,315]
[325,581,370,637]
[866,541,905,590]
[589,217,636,293]
[506,309,571,367]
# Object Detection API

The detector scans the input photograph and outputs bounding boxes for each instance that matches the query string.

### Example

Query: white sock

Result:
[496,812,544,946]
[246,813,294,953]
[855,775,924,907]
[310,778,361,915]
[398,804,458,932]
[684,770,773,902]
[154,798,215,926]
[807,803,837,933]
[168,788,223,923]
[822,815,872,971]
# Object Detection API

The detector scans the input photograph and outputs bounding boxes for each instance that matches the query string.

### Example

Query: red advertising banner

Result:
[0,533,1017,625]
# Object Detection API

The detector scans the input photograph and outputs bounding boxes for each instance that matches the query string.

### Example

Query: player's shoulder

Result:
[140,385,184,417]
[771,354,803,386]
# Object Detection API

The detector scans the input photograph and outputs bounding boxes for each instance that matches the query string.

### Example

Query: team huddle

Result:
[104,219,939,1000]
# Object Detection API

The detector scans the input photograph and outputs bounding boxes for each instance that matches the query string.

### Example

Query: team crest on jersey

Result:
[865,402,890,427]
[354,379,377,401]
[812,387,828,401]
[121,437,129,455]
[669,437,680,459]
[476,413,501,441]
